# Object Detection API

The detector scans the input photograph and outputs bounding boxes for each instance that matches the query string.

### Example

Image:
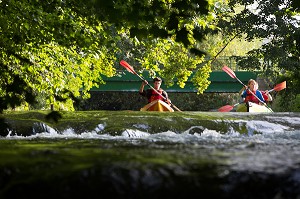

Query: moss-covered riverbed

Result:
[0,111,299,198]
[0,110,284,136]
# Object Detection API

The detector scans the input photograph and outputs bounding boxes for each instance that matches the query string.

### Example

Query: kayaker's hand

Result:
[142,80,148,86]
[139,80,148,93]
[166,99,171,105]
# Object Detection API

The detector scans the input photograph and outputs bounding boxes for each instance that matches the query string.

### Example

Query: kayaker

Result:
[239,79,271,104]
[139,77,171,104]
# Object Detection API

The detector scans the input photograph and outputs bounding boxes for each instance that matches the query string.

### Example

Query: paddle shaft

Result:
[219,79,285,112]
[120,60,182,111]
[237,77,273,112]
[267,88,279,93]
[137,73,182,112]
[222,66,273,112]
[232,102,242,107]
[268,89,274,92]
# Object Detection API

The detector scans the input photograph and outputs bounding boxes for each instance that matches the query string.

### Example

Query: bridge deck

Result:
[91,71,257,93]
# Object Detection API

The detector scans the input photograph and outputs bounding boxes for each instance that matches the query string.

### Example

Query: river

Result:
[0,111,299,198]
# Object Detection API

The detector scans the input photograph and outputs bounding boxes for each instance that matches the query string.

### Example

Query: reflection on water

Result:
[0,111,300,198]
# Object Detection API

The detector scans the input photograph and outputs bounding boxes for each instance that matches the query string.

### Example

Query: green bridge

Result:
[91,71,257,93]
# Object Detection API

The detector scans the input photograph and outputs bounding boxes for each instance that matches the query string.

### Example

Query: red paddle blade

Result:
[222,66,236,79]
[120,60,136,74]
[273,81,286,91]
[218,105,234,112]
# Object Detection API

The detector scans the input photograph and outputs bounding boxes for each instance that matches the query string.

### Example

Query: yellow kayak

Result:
[236,102,273,112]
[140,100,174,112]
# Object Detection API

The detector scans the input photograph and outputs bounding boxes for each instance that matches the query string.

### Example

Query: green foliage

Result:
[218,0,300,111]
[137,39,207,90]
[192,63,212,94]
[0,0,117,111]
[112,0,240,95]
[0,0,224,111]
[274,94,300,112]
[6,0,297,112]
[271,70,300,112]
[290,95,300,112]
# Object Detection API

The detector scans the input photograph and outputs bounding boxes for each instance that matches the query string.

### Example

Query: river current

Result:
[0,111,300,198]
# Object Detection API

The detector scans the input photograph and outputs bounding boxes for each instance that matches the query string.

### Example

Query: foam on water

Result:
[266,116,300,125]
[2,117,298,141]
[2,118,300,175]
[121,129,150,138]
[246,120,290,135]
[1,111,300,199]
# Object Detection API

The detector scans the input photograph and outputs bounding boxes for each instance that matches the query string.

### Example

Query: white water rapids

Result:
[1,111,300,198]
[3,113,300,175]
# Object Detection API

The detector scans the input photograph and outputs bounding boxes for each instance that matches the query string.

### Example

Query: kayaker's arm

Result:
[262,90,273,102]
[240,89,247,101]
[239,86,247,95]
[139,80,148,94]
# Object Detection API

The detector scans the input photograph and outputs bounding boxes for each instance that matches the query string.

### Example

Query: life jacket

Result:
[244,90,260,104]
[149,89,165,102]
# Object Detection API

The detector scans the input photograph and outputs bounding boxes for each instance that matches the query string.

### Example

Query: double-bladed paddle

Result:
[268,81,286,93]
[218,102,242,112]
[120,60,182,112]
[218,81,286,112]
[220,66,275,112]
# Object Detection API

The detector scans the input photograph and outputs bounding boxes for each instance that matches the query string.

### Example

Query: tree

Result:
[2,0,226,111]
[109,0,232,94]
[217,0,300,111]
[0,0,118,111]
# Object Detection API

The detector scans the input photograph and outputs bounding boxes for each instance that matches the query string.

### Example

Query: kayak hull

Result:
[140,100,174,112]
[236,102,273,112]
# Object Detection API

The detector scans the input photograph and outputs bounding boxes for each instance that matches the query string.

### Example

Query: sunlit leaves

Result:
[29,43,116,110]
[221,0,300,111]
[192,63,212,94]
[0,0,119,111]
[0,0,234,111]
[137,38,207,91]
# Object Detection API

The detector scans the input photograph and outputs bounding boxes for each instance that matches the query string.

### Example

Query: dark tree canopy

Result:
[0,0,299,111]
[0,0,216,111]
[217,0,300,110]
